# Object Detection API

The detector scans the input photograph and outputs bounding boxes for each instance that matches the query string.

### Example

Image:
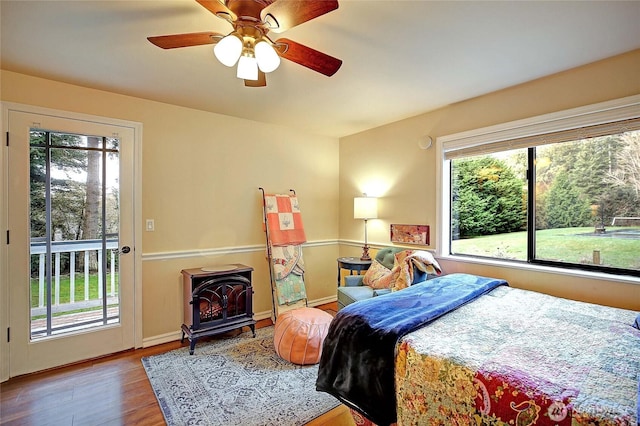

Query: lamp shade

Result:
[213,34,242,67]
[237,54,258,80]
[354,197,378,219]
[255,40,280,73]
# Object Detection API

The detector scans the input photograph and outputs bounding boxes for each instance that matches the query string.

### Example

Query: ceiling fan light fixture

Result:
[237,54,259,80]
[213,33,242,67]
[148,0,343,86]
[255,40,280,73]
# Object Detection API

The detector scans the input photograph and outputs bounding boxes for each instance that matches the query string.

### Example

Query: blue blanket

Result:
[316,273,508,426]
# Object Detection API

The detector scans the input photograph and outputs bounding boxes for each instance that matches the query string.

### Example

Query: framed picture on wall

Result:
[390,224,430,245]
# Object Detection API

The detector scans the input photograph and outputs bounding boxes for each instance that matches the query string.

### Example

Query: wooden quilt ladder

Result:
[259,188,309,321]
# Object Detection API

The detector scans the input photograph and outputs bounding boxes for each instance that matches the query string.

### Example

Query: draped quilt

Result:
[263,194,307,305]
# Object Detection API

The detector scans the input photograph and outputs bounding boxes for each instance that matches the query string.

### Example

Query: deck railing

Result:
[30,238,119,311]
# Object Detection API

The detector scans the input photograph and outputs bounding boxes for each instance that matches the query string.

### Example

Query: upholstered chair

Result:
[337,247,430,310]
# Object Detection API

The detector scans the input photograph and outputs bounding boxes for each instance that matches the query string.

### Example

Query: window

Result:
[29,131,121,339]
[439,95,640,277]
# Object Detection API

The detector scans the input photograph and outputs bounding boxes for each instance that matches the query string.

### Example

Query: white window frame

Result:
[435,94,640,279]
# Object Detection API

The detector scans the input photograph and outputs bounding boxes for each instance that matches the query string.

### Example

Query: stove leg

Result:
[189,339,196,355]
[249,324,256,337]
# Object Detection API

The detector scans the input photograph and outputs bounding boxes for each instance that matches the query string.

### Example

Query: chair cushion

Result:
[343,275,365,287]
[337,286,375,309]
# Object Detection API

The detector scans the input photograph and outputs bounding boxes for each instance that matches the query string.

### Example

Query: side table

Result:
[337,257,372,287]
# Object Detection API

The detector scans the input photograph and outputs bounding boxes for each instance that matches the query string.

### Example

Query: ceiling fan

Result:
[147,0,342,87]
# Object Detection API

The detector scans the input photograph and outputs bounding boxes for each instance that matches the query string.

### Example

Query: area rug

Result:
[142,326,339,426]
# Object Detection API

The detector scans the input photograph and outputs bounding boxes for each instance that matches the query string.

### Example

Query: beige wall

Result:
[339,49,640,311]
[2,49,639,347]
[1,70,340,342]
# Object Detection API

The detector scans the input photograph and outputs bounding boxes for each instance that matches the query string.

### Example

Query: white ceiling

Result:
[2,1,639,138]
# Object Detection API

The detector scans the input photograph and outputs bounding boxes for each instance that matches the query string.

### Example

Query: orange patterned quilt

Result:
[264,194,306,246]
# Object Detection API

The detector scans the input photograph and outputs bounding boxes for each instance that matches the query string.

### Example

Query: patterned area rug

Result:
[142,326,339,426]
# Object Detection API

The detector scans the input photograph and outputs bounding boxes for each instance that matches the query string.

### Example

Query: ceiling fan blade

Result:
[195,0,237,22]
[261,0,338,33]
[147,31,224,49]
[275,38,342,77]
[245,71,267,87]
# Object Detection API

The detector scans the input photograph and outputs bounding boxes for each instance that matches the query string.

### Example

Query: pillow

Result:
[363,260,399,289]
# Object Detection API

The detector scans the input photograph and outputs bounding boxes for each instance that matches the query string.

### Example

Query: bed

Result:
[316,273,640,426]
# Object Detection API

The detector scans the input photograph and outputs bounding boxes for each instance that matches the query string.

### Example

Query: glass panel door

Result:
[29,131,121,339]
[7,108,136,377]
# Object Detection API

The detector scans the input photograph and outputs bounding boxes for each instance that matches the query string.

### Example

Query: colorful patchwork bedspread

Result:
[317,273,507,425]
[395,286,640,425]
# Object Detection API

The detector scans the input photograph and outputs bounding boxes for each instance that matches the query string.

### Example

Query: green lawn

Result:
[30,273,119,308]
[452,226,640,270]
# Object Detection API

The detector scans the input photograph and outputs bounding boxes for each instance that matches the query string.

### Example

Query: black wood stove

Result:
[181,265,256,355]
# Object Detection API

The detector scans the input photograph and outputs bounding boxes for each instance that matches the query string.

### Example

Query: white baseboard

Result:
[308,295,338,307]
[142,331,183,348]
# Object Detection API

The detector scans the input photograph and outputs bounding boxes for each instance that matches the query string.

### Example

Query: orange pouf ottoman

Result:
[273,307,333,365]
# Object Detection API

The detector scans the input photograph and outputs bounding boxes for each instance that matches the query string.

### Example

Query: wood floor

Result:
[0,302,355,426]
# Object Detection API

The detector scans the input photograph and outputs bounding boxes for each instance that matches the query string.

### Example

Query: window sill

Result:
[437,254,640,286]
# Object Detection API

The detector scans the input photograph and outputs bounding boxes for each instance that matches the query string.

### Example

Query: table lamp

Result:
[354,195,378,261]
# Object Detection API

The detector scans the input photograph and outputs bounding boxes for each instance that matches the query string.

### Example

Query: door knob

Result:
[119,246,131,254]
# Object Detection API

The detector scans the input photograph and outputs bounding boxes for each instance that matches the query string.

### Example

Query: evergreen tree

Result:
[608,131,640,198]
[452,156,525,238]
[544,172,592,228]
[572,135,622,204]
[30,131,87,240]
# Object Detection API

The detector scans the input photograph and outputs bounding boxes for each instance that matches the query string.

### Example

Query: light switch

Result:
[146,219,155,231]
